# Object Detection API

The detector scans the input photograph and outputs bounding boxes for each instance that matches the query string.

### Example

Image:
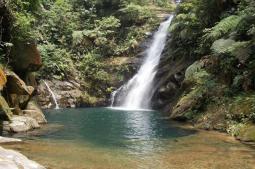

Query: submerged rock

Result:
[0,146,45,169]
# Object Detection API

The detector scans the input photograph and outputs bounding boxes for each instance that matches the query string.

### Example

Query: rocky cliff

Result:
[153,0,255,142]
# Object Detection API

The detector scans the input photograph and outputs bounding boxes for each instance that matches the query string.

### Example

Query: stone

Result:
[9,94,30,111]
[171,87,205,120]
[25,72,38,87]
[0,136,21,143]
[23,110,47,124]
[0,146,45,169]
[5,70,34,95]
[0,95,13,120]
[8,116,40,133]
[10,42,42,72]
[5,70,35,110]
[0,67,7,91]
[25,100,47,123]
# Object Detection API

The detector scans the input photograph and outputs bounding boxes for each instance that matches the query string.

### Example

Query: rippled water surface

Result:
[3,108,255,169]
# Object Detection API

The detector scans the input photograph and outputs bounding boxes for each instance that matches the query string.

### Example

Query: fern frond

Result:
[203,15,243,41]
[211,38,251,61]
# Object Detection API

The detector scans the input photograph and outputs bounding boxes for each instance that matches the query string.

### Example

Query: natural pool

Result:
[3,108,255,169]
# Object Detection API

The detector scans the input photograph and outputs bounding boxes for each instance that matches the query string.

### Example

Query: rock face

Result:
[152,39,195,112]
[4,70,35,116]
[0,69,46,133]
[10,42,42,72]
[0,68,7,91]
[6,115,40,133]
[24,100,47,124]
[37,79,106,109]
[0,95,13,120]
[0,146,45,169]
[0,136,21,143]
[5,70,34,96]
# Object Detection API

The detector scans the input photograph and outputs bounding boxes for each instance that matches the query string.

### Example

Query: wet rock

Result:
[152,47,194,110]
[7,116,40,133]
[0,146,45,169]
[170,87,206,120]
[23,110,47,124]
[0,137,21,143]
[24,100,47,124]
[37,79,108,108]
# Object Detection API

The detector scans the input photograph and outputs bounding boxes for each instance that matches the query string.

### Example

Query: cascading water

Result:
[43,81,60,109]
[111,15,174,110]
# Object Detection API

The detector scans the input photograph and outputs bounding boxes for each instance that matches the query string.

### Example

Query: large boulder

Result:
[236,124,255,142]
[0,95,12,120]
[0,68,7,91]
[6,116,40,133]
[5,70,34,112]
[0,137,21,143]
[170,87,206,120]
[0,146,45,169]
[23,100,47,124]
[5,70,34,95]
[10,42,42,72]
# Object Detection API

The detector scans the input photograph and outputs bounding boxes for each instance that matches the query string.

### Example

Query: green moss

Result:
[228,93,255,122]
[0,95,13,120]
[229,123,255,142]
[81,93,100,107]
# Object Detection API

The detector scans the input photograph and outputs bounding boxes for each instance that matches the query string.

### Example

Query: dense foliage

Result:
[164,0,255,136]
[0,0,173,100]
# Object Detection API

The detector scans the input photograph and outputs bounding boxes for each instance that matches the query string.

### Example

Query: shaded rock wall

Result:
[152,38,195,112]
[10,42,42,73]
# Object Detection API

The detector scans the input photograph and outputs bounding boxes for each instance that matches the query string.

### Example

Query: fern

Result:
[203,15,243,41]
[211,38,251,61]
[211,39,236,54]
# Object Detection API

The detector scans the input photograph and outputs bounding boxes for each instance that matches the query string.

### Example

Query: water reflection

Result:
[4,108,255,169]
[16,108,196,155]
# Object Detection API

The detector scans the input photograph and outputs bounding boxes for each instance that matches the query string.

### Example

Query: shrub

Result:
[38,43,74,79]
[118,3,152,25]
[79,53,110,83]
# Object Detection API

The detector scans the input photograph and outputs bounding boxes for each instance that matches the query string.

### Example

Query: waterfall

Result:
[43,81,60,109]
[111,15,174,110]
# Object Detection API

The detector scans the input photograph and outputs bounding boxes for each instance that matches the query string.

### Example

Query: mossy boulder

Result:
[171,87,206,120]
[0,95,12,120]
[81,93,103,107]
[184,60,212,86]
[171,59,215,120]
[228,94,255,122]
[0,68,7,91]
[233,123,255,142]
